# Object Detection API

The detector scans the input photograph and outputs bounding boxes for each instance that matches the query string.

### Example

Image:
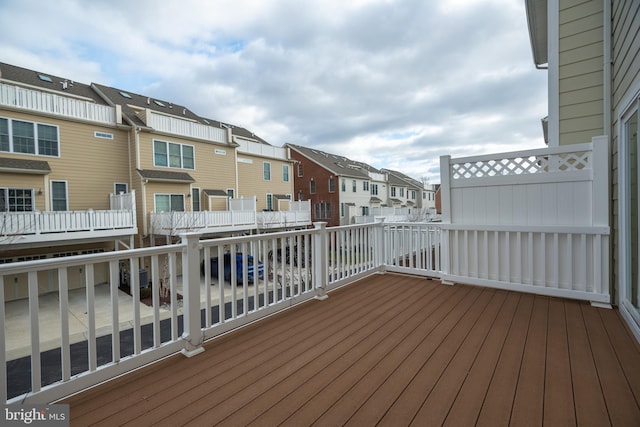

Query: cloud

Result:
[0,0,547,183]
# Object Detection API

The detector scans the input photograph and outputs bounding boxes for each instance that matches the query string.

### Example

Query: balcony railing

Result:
[147,111,227,143]
[150,200,312,235]
[0,82,116,124]
[1,191,137,245]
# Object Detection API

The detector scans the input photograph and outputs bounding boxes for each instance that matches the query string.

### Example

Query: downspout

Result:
[603,0,612,140]
[603,0,614,303]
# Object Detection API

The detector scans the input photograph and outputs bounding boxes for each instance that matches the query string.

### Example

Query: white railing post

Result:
[440,155,452,224]
[591,136,609,227]
[180,233,205,357]
[376,219,385,268]
[313,222,328,300]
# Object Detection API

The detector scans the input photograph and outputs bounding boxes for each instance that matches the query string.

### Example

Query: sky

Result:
[0,0,547,184]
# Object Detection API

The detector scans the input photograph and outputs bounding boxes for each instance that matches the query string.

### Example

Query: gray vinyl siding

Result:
[611,0,640,301]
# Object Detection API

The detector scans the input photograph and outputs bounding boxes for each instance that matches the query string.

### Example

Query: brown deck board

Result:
[63,273,640,427]
[510,295,549,426]
[565,301,611,426]
[543,298,577,427]
[582,305,640,426]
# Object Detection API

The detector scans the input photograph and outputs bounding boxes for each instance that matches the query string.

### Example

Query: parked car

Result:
[202,252,264,284]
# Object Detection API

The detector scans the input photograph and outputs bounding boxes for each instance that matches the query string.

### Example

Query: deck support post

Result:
[180,232,205,357]
[313,222,329,300]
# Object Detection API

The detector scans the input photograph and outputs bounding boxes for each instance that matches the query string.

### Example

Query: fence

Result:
[439,137,610,303]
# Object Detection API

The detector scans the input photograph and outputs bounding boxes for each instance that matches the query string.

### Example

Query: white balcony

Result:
[0,82,116,124]
[236,139,288,160]
[150,199,312,235]
[0,192,137,247]
[147,111,228,143]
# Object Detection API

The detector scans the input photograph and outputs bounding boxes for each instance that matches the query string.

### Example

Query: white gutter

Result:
[603,0,611,140]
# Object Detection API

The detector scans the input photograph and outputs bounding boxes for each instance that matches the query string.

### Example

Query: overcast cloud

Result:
[0,0,547,183]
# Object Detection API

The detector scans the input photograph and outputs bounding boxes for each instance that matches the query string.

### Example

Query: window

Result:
[13,120,35,154]
[309,179,316,194]
[114,183,128,194]
[352,180,357,192]
[363,181,369,191]
[314,202,331,219]
[153,140,194,169]
[0,119,9,152]
[341,203,345,217]
[362,206,369,216]
[0,118,58,156]
[341,179,346,192]
[328,176,335,193]
[410,190,416,199]
[371,183,378,196]
[263,162,271,181]
[282,165,289,182]
[297,163,303,177]
[400,188,405,197]
[391,187,397,197]
[51,181,68,211]
[154,194,185,212]
[227,189,235,199]
[0,188,33,212]
[266,194,273,211]
[94,131,114,140]
[192,188,200,211]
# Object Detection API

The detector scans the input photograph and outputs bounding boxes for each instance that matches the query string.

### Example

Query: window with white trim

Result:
[51,181,68,211]
[329,176,335,192]
[192,188,200,212]
[309,179,316,194]
[263,162,271,181]
[352,180,356,192]
[363,181,369,191]
[266,193,273,210]
[154,194,185,212]
[114,183,128,194]
[153,139,194,169]
[0,188,34,212]
[227,189,235,199]
[371,183,378,196]
[0,117,59,156]
[391,186,397,197]
[282,165,289,182]
[297,163,303,177]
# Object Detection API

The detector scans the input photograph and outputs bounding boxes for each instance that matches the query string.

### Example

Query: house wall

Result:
[558,0,604,145]
[290,151,340,226]
[236,154,293,211]
[0,109,130,210]
[136,131,236,236]
[611,0,640,300]
[339,177,371,225]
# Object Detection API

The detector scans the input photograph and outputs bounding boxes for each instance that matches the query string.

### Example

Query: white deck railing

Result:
[236,140,288,160]
[151,200,312,235]
[1,192,137,244]
[0,82,116,124]
[148,111,227,143]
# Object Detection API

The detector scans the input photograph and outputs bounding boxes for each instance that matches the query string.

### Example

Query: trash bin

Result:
[139,268,149,288]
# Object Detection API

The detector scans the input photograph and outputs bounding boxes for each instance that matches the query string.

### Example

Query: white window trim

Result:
[282,164,289,182]
[153,193,185,212]
[50,180,68,211]
[192,187,200,212]
[152,139,195,170]
[0,116,61,157]
[114,182,128,194]
[263,161,272,181]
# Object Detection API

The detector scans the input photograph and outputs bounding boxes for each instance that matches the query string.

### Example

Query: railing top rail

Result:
[440,223,610,234]
[198,226,320,247]
[448,142,593,165]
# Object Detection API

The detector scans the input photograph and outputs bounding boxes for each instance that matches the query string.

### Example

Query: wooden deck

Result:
[63,273,640,426]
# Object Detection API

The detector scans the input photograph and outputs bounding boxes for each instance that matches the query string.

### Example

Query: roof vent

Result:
[60,80,68,90]
[146,97,150,105]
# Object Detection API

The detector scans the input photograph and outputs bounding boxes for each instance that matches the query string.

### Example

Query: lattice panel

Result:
[451,150,591,180]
